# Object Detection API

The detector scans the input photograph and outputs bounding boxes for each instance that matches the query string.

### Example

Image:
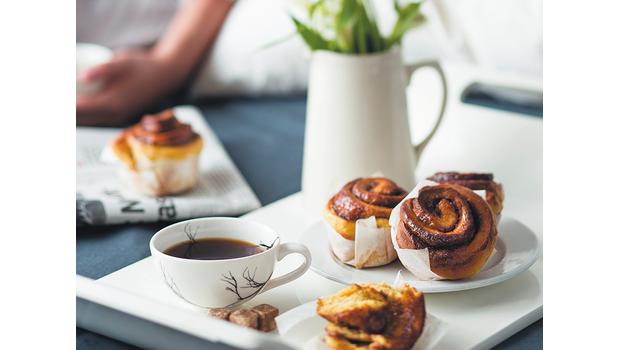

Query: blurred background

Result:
[76,0,541,125]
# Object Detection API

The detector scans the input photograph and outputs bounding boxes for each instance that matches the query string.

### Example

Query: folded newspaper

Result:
[76,106,261,225]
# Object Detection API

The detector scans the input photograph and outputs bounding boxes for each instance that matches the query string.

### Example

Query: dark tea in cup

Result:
[163,237,265,260]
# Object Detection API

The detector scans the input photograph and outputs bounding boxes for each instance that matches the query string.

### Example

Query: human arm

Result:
[77,0,234,126]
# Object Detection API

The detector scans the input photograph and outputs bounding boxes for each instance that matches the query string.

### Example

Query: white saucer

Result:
[299,217,539,293]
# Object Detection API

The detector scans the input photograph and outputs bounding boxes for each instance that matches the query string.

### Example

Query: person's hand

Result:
[76,49,183,126]
[77,0,234,126]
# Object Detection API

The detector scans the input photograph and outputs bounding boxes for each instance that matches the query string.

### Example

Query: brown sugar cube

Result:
[229,309,259,329]
[251,304,279,332]
[207,308,231,321]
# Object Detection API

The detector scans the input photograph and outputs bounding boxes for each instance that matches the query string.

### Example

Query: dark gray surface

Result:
[76,96,541,349]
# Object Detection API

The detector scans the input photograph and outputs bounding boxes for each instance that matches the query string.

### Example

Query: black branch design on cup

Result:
[184,223,199,243]
[258,237,280,250]
[221,267,272,303]
[160,262,197,306]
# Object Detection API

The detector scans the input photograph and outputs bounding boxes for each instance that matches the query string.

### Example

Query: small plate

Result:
[299,217,539,293]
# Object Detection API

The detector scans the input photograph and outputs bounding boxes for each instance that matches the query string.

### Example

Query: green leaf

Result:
[386,2,425,48]
[355,20,367,53]
[327,40,340,52]
[291,16,330,51]
[308,0,325,18]
[334,0,358,53]
[288,0,425,54]
[393,0,401,12]
[358,0,384,52]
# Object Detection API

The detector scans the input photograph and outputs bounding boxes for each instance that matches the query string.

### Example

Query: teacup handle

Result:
[260,242,312,293]
[404,60,448,158]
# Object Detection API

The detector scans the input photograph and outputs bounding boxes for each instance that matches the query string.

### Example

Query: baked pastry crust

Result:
[317,284,389,333]
[318,283,425,350]
[396,183,497,280]
[323,178,406,240]
[323,199,391,241]
[111,110,203,196]
[113,132,203,170]
[112,110,203,169]
[427,172,504,219]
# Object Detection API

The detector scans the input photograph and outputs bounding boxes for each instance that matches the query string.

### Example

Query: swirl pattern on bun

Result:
[396,183,497,279]
[427,172,504,218]
[325,178,407,240]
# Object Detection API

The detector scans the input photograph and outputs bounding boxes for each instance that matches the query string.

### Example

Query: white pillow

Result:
[190,0,309,98]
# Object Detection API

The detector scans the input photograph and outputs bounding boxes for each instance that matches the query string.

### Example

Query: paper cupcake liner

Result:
[324,216,397,269]
[119,154,199,196]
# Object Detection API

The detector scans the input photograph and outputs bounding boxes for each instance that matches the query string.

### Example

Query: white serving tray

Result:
[77,63,543,349]
[78,194,542,349]
[77,193,542,350]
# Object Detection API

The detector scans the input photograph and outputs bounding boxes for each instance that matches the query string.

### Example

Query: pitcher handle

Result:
[404,60,448,158]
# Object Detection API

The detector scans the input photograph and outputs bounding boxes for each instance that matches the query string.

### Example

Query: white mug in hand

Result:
[76,43,112,95]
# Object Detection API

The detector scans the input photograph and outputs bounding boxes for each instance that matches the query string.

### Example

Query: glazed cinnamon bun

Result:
[427,172,504,218]
[323,178,407,268]
[112,110,203,196]
[325,178,407,240]
[396,183,497,279]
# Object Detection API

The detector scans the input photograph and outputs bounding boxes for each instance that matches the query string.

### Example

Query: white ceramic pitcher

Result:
[302,48,447,213]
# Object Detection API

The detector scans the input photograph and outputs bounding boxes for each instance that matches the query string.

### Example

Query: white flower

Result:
[311,1,339,38]
[322,0,341,14]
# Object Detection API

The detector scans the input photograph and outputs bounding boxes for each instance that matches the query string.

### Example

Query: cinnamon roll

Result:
[325,178,407,240]
[323,178,407,268]
[396,183,497,279]
[427,172,504,218]
[112,110,203,196]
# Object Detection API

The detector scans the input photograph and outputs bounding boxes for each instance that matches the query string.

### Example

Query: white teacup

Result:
[76,43,112,95]
[150,217,311,308]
